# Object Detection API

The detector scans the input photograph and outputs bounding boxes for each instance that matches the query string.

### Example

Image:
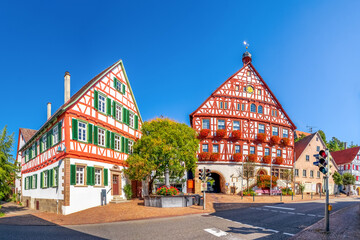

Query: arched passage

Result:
[208,171,226,193]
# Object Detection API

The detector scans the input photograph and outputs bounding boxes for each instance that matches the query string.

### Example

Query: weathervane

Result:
[243,41,249,50]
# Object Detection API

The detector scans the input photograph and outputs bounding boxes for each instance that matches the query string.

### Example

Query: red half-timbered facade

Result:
[190,52,296,194]
[18,60,142,214]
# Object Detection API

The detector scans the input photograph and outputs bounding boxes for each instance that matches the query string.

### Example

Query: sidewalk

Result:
[292,202,360,240]
[0,194,356,226]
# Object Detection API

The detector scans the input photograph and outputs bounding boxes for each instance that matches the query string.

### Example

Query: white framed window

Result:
[31,145,35,158]
[265,148,270,156]
[25,150,29,162]
[115,135,121,151]
[202,144,208,152]
[241,104,245,111]
[295,169,299,177]
[283,129,288,138]
[317,171,320,178]
[224,102,228,109]
[129,112,135,128]
[128,140,134,154]
[53,125,59,145]
[202,119,210,129]
[235,85,239,91]
[95,168,102,186]
[98,94,106,113]
[25,177,29,190]
[76,166,84,185]
[250,104,256,113]
[277,149,281,157]
[78,122,87,142]
[219,102,223,109]
[250,146,255,154]
[235,145,241,153]
[272,126,278,136]
[98,128,105,147]
[116,104,122,121]
[258,89,262,95]
[233,121,240,131]
[115,80,122,92]
[310,170,314,178]
[213,144,219,153]
[258,124,265,134]
[306,155,309,161]
[237,103,240,110]
[32,175,36,189]
[44,171,48,188]
[303,170,307,177]
[42,135,47,152]
[218,120,225,130]
[258,105,263,114]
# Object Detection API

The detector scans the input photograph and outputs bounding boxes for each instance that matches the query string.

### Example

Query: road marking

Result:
[204,228,228,237]
[308,214,316,217]
[283,232,295,236]
[264,206,295,210]
[263,209,269,211]
[297,213,305,215]
[317,215,324,217]
[270,210,278,212]
[279,211,286,213]
[288,212,295,214]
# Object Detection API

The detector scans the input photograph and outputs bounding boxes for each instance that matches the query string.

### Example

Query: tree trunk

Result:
[148,177,154,195]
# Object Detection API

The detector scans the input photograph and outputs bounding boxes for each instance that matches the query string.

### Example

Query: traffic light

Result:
[199,169,204,181]
[313,150,328,174]
[205,169,211,178]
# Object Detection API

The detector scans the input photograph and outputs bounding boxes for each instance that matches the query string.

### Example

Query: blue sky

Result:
[1,0,359,157]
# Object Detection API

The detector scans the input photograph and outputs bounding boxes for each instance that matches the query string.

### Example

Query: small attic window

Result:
[247,71,251,77]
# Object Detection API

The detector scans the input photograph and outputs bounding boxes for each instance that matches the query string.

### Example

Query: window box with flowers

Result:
[198,129,210,139]
[270,136,280,145]
[275,156,283,165]
[281,137,290,146]
[198,152,210,161]
[263,155,272,164]
[210,153,220,161]
[233,153,243,162]
[231,130,241,140]
[215,129,226,138]
[248,154,258,162]
[257,133,267,142]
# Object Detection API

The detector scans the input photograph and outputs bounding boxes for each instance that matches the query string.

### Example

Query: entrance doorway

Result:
[131,180,142,198]
[209,173,221,193]
[113,175,119,195]
[316,183,322,194]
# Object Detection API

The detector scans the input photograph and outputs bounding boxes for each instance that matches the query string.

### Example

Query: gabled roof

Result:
[294,130,311,138]
[19,60,142,151]
[294,133,316,160]
[189,59,296,129]
[331,147,360,165]
[19,128,37,142]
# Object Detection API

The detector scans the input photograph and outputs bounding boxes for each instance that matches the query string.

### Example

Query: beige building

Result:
[294,132,338,194]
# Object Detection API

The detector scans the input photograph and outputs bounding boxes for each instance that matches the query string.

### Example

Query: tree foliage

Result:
[332,171,343,186]
[0,126,18,200]
[294,134,306,143]
[282,169,293,189]
[237,160,256,190]
[342,173,355,186]
[318,130,327,144]
[124,118,199,194]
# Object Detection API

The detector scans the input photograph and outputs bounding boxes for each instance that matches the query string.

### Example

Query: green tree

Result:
[342,173,355,188]
[298,183,305,194]
[332,171,343,186]
[0,126,17,200]
[318,130,327,144]
[237,160,256,191]
[282,169,293,189]
[294,134,306,143]
[328,137,341,152]
[124,118,199,194]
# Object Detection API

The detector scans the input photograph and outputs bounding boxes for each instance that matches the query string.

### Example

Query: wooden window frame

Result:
[94,165,104,187]
[75,164,87,187]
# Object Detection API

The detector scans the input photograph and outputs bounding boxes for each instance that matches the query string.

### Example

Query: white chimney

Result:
[64,71,71,103]
[47,102,51,120]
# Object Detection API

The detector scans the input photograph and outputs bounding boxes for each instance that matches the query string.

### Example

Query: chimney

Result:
[64,71,71,103]
[344,142,347,150]
[47,102,51,120]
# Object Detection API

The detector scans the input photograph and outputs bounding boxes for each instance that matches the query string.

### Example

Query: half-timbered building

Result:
[190,51,296,194]
[18,60,142,214]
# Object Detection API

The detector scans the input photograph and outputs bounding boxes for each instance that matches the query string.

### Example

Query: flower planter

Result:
[263,155,271,164]
[275,156,283,165]
[270,136,280,145]
[233,153,243,162]
[210,153,220,161]
[198,152,210,161]
[281,137,290,146]
[198,129,210,139]
[257,133,267,142]
[231,130,241,140]
[215,129,226,138]
[248,154,258,162]
[144,195,195,208]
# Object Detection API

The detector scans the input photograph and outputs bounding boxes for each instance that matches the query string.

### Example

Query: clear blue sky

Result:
[1,0,359,157]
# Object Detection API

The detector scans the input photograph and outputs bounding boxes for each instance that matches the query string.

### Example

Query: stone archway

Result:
[208,170,226,193]
[256,168,268,176]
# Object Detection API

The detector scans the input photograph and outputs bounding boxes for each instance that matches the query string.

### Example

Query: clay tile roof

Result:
[331,147,360,165]
[19,128,38,143]
[294,133,316,161]
[294,130,311,138]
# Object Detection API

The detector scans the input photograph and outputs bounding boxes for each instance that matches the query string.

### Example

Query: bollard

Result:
[292,192,294,201]
[280,192,282,201]
[302,191,303,199]
[241,191,243,200]
[320,191,321,199]
[311,192,313,199]
[253,193,255,202]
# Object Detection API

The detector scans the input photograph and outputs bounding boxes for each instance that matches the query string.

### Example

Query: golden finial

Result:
[243,41,249,50]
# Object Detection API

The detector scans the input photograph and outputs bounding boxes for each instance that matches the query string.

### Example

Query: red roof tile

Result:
[19,128,37,142]
[331,147,360,165]
[294,130,311,138]
[294,133,316,161]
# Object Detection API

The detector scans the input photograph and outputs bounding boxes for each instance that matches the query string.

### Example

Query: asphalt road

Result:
[1,197,359,240]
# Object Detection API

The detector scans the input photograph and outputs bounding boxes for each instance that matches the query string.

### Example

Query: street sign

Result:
[201,182,207,191]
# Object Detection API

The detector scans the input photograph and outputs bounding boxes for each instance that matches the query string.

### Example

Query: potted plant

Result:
[275,156,283,165]
[281,137,290,146]
[216,129,226,138]
[257,133,266,142]
[210,153,220,161]
[270,135,280,145]
[233,153,243,162]
[198,152,210,161]
[198,129,210,139]
[263,155,271,164]
[248,154,257,162]
[156,185,179,196]
[231,130,241,140]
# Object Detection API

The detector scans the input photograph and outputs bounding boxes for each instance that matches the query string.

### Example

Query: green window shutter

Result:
[106,130,110,148]
[127,109,130,125]
[87,166,92,185]
[47,132,51,149]
[113,77,117,88]
[47,170,51,188]
[104,169,108,186]
[70,165,76,185]
[92,167,95,186]
[121,136,125,153]
[125,138,129,154]
[50,129,53,146]
[135,115,139,130]
[49,169,53,187]
[112,101,116,118]
[122,84,125,95]
[35,174,37,189]
[94,90,99,110]
[30,176,32,189]
[58,122,62,142]
[106,98,112,116]
[40,172,44,188]
[122,107,127,124]
[94,126,98,145]
[111,132,115,150]
[40,138,43,153]
[29,148,32,160]
[88,124,93,144]
[72,119,78,140]
[35,142,38,156]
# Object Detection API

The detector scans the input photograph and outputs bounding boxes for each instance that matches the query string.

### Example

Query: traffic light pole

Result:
[325,149,330,232]
[203,167,206,210]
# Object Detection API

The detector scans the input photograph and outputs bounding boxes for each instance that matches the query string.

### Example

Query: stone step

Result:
[109,199,128,204]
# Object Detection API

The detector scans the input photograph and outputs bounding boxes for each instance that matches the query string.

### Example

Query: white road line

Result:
[264,206,295,210]
[204,228,228,237]
[263,209,269,211]
[264,229,279,233]
[279,211,286,213]
[317,215,324,217]
[308,214,316,217]
[297,213,305,215]
[214,216,279,234]
[283,232,295,236]
[270,210,278,212]
[288,212,295,214]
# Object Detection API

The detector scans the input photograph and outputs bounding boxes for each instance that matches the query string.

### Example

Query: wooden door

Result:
[113,175,119,195]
